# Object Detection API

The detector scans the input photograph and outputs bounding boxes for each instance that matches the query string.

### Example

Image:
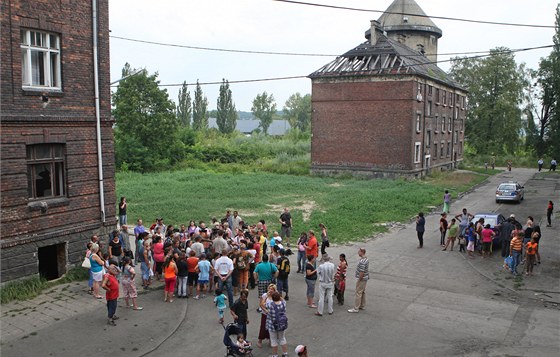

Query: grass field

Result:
[117,169,490,244]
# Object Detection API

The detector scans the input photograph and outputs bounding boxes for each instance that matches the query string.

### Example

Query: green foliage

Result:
[112,63,184,172]
[252,92,277,134]
[177,81,192,127]
[283,93,311,132]
[192,80,209,131]
[216,79,238,134]
[450,48,528,156]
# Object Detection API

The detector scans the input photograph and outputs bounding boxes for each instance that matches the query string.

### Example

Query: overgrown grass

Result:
[117,169,487,244]
[0,267,88,304]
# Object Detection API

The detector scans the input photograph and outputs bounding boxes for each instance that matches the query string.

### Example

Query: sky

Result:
[109,0,558,112]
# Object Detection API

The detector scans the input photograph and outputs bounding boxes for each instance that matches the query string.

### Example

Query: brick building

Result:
[309,0,467,178]
[0,0,115,282]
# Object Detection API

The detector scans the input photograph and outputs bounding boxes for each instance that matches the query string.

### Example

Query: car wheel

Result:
[496,199,500,204]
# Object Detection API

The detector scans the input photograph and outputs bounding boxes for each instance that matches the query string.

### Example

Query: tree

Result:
[112,63,183,172]
[177,81,192,127]
[450,48,528,155]
[216,79,238,134]
[283,93,312,132]
[192,80,209,131]
[252,92,276,135]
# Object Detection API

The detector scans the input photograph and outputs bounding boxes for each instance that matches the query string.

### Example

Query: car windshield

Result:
[499,184,516,191]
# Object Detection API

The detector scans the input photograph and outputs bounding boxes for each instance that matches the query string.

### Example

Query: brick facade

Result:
[0,0,115,282]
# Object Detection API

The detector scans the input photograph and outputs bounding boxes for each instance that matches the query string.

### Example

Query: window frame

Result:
[26,144,66,200]
[416,112,422,133]
[21,29,62,90]
[414,142,422,163]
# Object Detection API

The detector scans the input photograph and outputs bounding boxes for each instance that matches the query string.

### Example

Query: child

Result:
[525,236,538,276]
[458,235,466,253]
[121,257,143,310]
[236,333,252,352]
[102,264,120,326]
[214,288,227,324]
[195,253,212,299]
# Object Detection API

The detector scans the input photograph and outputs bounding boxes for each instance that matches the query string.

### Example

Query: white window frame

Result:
[414,142,421,163]
[21,29,61,90]
[416,112,422,133]
[441,116,446,132]
[448,117,452,132]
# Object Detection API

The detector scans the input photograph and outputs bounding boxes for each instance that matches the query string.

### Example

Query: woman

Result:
[439,213,448,247]
[162,254,178,302]
[481,224,495,258]
[139,238,152,289]
[118,196,127,226]
[296,232,307,274]
[546,201,554,227]
[416,212,425,248]
[108,230,123,267]
[257,284,276,348]
[305,255,317,308]
[89,243,105,299]
[264,291,289,357]
[85,242,94,294]
[334,253,347,305]
[443,218,459,251]
[319,223,329,259]
[188,220,197,235]
[152,235,165,281]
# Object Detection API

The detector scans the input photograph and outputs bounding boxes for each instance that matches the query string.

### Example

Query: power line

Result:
[271,0,556,29]
[110,44,552,88]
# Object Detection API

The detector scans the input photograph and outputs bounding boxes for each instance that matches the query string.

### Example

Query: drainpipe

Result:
[92,0,105,223]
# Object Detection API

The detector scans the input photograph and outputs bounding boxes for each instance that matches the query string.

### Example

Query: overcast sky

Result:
[109,0,558,112]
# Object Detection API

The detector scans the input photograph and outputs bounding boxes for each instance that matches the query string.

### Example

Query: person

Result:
[458,235,466,253]
[121,256,142,310]
[139,237,152,289]
[500,216,515,258]
[186,250,200,297]
[295,345,308,357]
[481,224,495,258]
[276,249,290,300]
[134,219,146,262]
[118,196,127,226]
[550,158,557,172]
[264,291,289,357]
[85,243,94,294]
[416,212,425,248]
[232,211,243,232]
[348,248,369,313]
[176,252,189,298]
[304,230,318,262]
[214,249,234,308]
[296,232,307,274]
[89,243,105,299]
[253,254,278,306]
[214,288,227,324]
[547,201,554,227]
[455,208,474,236]
[466,222,476,259]
[316,255,335,316]
[522,218,534,263]
[439,213,448,247]
[212,229,228,255]
[102,264,120,326]
[119,225,132,261]
[319,223,329,259]
[305,255,317,308]
[236,244,252,290]
[443,190,451,214]
[525,234,538,276]
[510,231,523,275]
[257,284,276,348]
[279,208,292,246]
[235,334,252,353]
[191,235,205,257]
[108,230,123,267]
[152,235,165,281]
[231,289,250,338]
[334,253,347,305]
[194,253,212,299]
[163,254,178,303]
[538,158,544,171]
[442,218,458,251]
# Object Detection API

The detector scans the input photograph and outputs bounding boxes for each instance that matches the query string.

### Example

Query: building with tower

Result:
[309,0,467,178]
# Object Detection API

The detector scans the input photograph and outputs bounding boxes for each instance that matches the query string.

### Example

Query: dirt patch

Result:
[241,201,319,222]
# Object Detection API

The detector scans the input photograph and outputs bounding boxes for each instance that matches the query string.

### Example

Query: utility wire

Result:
[110,44,552,88]
[271,0,556,29]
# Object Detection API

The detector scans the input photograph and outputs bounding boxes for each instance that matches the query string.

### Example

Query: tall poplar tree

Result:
[192,80,209,131]
[216,79,238,134]
[177,81,192,127]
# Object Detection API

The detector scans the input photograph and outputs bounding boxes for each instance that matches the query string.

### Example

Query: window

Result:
[434,143,438,158]
[427,100,432,116]
[447,141,451,157]
[441,116,446,132]
[435,88,440,104]
[27,144,66,199]
[442,90,447,106]
[460,119,464,132]
[440,141,445,158]
[426,130,431,147]
[461,96,466,110]
[428,85,433,96]
[21,29,61,89]
[414,142,421,163]
[454,131,458,144]
[449,92,453,106]
[448,117,452,132]
[416,112,421,133]
[434,115,439,133]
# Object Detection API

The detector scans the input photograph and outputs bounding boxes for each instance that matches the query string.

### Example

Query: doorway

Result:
[38,243,66,280]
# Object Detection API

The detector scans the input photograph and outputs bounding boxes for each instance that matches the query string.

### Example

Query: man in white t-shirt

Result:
[214,249,234,307]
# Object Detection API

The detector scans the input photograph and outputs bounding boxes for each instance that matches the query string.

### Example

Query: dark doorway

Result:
[38,243,66,280]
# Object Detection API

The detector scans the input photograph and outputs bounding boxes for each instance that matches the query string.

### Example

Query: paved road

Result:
[1,168,559,357]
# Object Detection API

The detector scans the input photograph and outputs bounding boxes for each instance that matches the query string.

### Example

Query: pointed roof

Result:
[308,35,461,89]
[365,0,442,40]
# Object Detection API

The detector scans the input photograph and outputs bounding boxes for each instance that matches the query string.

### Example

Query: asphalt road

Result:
[2,168,559,357]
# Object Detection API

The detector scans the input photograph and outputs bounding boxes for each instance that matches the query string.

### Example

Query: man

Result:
[119,225,131,253]
[510,232,523,275]
[214,249,234,308]
[133,219,145,262]
[230,289,250,337]
[538,158,544,171]
[191,235,205,258]
[152,217,166,236]
[348,248,369,313]
[212,229,229,255]
[232,211,242,232]
[550,158,557,172]
[416,212,425,248]
[455,208,474,236]
[279,208,292,246]
[316,255,335,316]
[276,248,290,300]
[500,216,515,257]
[304,230,318,263]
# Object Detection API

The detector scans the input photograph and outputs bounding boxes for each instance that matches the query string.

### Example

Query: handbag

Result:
[81,256,91,269]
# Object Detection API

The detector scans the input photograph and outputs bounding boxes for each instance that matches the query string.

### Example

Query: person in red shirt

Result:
[186,250,200,297]
[305,230,318,262]
[102,264,120,326]
[480,224,495,258]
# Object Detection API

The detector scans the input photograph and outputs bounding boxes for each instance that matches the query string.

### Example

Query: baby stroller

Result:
[223,322,253,357]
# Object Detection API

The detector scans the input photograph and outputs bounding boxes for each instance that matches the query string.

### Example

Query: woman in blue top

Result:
[89,243,105,299]
[466,222,476,259]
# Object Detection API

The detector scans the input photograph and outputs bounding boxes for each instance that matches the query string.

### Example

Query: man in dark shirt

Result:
[500,217,515,257]
[230,289,249,337]
[279,208,292,247]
